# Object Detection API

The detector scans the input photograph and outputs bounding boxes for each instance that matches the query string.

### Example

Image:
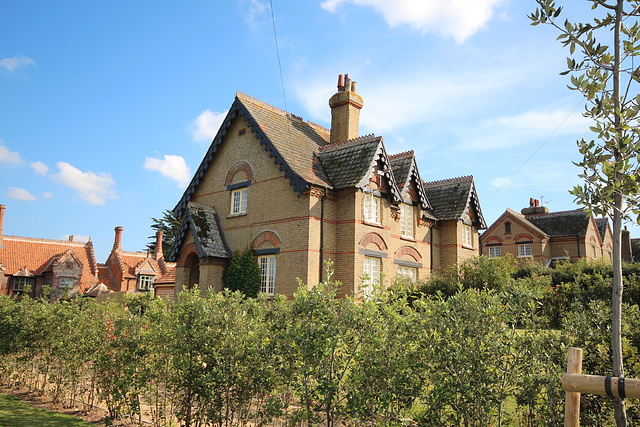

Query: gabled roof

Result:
[424,176,487,228]
[167,203,232,262]
[97,264,119,292]
[317,135,403,202]
[595,217,611,241]
[389,151,432,211]
[527,209,591,237]
[174,93,332,218]
[0,235,99,287]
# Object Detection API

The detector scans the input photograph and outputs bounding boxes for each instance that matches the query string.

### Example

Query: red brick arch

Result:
[224,161,254,186]
[252,231,282,249]
[359,232,387,251]
[514,233,534,242]
[177,243,199,267]
[395,246,422,262]
[484,236,504,245]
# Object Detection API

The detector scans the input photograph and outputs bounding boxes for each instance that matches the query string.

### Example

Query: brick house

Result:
[480,198,614,265]
[167,75,486,298]
[0,204,100,297]
[99,226,175,293]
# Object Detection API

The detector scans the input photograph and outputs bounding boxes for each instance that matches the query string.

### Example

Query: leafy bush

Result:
[222,249,261,298]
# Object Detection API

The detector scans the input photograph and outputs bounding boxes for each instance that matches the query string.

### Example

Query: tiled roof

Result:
[154,266,176,285]
[389,151,432,211]
[174,93,333,217]
[0,236,98,287]
[424,176,486,228]
[527,209,591,237]
[595,217,610,240]
[97,264,118,291]
[317,135,382,189]
[167,203,233,262]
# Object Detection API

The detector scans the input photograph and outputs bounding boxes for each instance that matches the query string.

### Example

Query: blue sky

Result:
[1,0,636,261]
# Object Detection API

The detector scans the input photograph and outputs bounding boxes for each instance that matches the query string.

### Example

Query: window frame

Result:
[138,274,155,291]
[59,277,76,288]
[518,243,532,258]
[488,246,501,258]
[363,192,381,224]
[400,204,414,238]
[396,265,417,281]
[362,256,381,297]
[230,187,248,215]
[13,277,34,292]
[259,255,276,296]
[462,224,473,247]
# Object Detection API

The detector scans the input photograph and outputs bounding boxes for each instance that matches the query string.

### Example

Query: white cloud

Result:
[7,187,36,201]
[53,162,117,205]
[0,55,36,72]
[320,0,504,42]
[242,0,268,28]
[30,161,49,175]
[0,140,24,165]
[43,192,54,199]
[144,154,191,187]
[190,109,227,142]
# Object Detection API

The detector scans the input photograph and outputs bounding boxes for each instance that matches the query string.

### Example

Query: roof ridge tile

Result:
[236,92,288,117]
[317,133,379,153]
[424,175,473,187]
[2,235,91,246]
[389,150,414,159]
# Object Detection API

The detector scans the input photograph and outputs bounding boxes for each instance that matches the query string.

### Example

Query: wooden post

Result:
[565,347,583,427]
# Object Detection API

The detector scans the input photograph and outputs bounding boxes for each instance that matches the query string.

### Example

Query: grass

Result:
[0,393,94,427]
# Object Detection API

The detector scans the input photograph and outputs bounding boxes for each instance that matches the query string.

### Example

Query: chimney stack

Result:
[329,73,364,144]
[154,230,164,260]
[69,235,74,242]
[0,204,5,236]
[521,198,549,217]
[113,226,123,251]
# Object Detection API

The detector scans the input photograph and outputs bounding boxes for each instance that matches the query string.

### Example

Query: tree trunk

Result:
[612,0,627,425]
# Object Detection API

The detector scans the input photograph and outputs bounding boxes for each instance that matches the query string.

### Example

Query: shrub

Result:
[222,249,261,298]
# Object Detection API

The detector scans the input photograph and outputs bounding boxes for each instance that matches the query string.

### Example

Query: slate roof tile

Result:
[317,135,382,189]
[527,210,591,237]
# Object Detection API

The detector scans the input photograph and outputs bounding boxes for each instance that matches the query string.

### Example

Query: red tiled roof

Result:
[154,266,176,285]
[0,236,98,288]
[97,264,118,291]
[115,251,162,279]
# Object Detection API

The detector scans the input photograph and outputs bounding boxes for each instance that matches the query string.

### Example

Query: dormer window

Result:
[138,275,155,291]
[364,193,380,224]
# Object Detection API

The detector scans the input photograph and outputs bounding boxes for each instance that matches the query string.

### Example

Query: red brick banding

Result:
[395,246,422,262]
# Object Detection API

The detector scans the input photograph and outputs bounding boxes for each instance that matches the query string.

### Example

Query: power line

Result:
[269,0,287,113]
[484,98,584,202]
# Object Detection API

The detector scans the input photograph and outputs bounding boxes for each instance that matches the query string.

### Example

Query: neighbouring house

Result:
[100,227,175,293]
[480,198,614,266]
[0,204,100,298]
[166,74,486,298]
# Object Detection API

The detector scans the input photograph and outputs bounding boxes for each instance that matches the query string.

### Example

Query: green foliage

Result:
[222,249,261,298]
[147,209,180,257]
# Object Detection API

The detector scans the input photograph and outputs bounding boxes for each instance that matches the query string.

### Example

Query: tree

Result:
[530,1,640,424]
[147,210,181,258]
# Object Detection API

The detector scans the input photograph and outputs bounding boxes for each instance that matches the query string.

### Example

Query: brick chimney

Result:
[154,230,164,260]
[113,226,123,251]
[0,204,5,236]
[329,74,364,144]
[521,198,549,217]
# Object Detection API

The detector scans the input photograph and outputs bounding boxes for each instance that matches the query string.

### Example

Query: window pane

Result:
[259,255,276,296]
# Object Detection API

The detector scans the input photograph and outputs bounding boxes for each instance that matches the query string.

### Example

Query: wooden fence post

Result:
[565,347,583,427]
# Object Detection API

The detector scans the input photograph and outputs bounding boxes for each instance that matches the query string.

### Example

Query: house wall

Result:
[184,117,318,297]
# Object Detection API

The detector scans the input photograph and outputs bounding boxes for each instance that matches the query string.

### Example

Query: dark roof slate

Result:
[317,135,382,189]
[527,210,591,237]
[595,217,610,240]
[167,203,232,262]
[390,151,433,211]
[424,176,486,228]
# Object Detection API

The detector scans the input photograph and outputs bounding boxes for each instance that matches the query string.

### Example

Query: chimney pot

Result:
[351,81,357,93]
[69,235,74,242]
[337,74,345,91]
[535,199,540,207]
[529,198,534,207]
[113,226,123,251]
